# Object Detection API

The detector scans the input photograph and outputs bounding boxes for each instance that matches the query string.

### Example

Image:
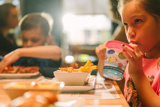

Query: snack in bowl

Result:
[54,60,97,86]
[3,81,64,100]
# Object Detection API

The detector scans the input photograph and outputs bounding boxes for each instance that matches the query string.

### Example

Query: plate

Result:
[61,75,96,92]
[0,72,40,79]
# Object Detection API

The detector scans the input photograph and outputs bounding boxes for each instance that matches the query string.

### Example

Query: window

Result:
[62,14,112,45]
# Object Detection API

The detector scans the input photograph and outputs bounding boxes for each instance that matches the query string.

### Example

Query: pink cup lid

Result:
[106,40,133,50]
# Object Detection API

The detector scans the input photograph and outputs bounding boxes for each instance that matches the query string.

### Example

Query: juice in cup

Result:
[103,40,133,80]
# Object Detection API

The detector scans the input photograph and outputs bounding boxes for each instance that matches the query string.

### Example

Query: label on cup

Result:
[103,48,128,80]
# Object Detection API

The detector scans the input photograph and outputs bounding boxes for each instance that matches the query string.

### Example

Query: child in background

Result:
[0,13,62,72]
[96,0,160,106]
[0,3,19,56]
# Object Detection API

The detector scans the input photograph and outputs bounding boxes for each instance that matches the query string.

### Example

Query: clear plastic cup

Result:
[103,40,133,80]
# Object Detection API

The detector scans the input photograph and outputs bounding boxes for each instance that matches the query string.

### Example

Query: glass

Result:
[103,40,133,80]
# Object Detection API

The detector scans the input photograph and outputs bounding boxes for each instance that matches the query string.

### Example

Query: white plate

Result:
[0,72,40,79]
[61,75,96,92]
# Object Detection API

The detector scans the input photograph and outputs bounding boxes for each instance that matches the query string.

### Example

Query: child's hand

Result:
[0,49,20,72]
[95,43,106,61]
[121,44,143,76]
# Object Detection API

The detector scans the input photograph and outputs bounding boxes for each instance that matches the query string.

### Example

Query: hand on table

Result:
[0,49,20,72]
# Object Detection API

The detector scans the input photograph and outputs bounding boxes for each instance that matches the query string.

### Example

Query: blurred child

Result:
[0,3,19,56]
[96,0,160,106]
[0,13,62,71]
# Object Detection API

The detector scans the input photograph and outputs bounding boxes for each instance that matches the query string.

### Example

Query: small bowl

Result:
[54,70,91,86]
[3,82,64,100]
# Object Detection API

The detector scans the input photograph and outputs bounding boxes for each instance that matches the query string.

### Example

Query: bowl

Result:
[3,81,64,100]
[53,70,91,86]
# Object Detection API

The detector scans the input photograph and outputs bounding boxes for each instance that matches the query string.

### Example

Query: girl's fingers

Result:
[121,44,136,58]
[96,44,106,60]
[121,44,143,64]
[134,45,143,57]
[122,49,133,61]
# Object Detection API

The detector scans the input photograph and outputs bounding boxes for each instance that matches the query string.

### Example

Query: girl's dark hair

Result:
[108,0,121,21]
[118,0,160,19]
[0,3,16,28]
[19,13,52,36]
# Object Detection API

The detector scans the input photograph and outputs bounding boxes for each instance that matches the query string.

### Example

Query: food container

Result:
[3,81,64,100]
[103,40,133,80]
[54,70,91,86]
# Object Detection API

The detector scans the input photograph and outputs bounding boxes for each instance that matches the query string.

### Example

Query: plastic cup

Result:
[102,40,133,80]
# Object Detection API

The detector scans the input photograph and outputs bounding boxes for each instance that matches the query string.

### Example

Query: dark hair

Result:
[0,3,16,28]
[19,13,52,36]
[118,0,160,19]
[108,0,121,21]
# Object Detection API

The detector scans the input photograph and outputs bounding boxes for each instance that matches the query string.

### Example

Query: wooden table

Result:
[0,76,129,107]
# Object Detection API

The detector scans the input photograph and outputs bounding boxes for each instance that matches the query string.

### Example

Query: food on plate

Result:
[59,67,79,72]
[10,91,58,107]
[0,66,39,73]
[70,62,79,69]
[79,60,97,72]
[59,60,97,72]
[54,60,96,85]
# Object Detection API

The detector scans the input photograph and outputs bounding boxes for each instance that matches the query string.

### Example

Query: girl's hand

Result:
[0,49,21,72]
[95,43,106,61]
[121,44,143,76]
[95,43,106,78]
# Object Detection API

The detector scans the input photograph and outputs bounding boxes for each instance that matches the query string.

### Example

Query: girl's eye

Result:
[135,19,142,24]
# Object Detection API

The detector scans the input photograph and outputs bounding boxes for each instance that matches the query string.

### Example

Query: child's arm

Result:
[130,70,160,107]
[0,46,61,72]
[18,46,61,60]
[122,44,160,106]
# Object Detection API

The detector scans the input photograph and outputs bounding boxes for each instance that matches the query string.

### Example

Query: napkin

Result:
[96,72,120,99]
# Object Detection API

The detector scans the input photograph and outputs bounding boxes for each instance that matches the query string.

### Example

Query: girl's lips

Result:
[130,41,137,44]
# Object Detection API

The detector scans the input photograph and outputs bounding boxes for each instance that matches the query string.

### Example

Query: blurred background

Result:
[1,0,120,67]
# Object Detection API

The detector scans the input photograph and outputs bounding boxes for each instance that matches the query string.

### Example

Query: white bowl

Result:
[54,70,91,86]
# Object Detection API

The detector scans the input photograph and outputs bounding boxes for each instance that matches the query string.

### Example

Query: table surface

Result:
[0,76,129,107]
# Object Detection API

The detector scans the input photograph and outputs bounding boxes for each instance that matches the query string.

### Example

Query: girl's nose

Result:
[127,27,136,40]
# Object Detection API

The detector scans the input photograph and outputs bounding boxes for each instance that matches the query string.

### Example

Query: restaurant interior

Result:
[0,0,130,106]
[1,0,118,67]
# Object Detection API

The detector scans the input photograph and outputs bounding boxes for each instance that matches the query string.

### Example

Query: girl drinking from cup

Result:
[96,0,160,106]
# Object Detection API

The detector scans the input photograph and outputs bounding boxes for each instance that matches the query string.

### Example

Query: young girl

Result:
[96,0,160,106]
[0,13,62,72]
